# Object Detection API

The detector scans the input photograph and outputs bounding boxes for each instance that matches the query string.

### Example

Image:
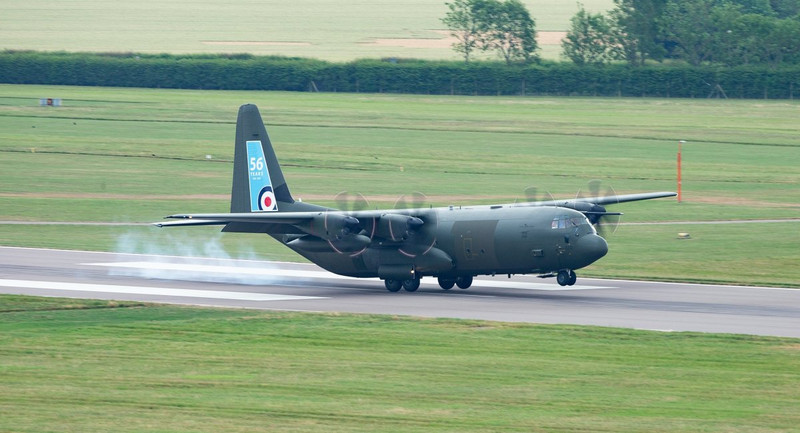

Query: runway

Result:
[1,246,798,338]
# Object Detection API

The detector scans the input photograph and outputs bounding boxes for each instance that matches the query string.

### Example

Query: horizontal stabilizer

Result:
[164,212,315,225]
[152,219,229,228]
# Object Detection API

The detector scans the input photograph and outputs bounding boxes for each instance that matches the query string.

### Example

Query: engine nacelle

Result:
[375,213,423,241]
[298,212,362,241]
[557,201,607,225]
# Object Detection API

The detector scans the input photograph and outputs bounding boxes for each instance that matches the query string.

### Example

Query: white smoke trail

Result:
[111,230,296,286]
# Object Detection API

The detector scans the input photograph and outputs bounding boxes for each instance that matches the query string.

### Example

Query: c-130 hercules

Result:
[156,104,675,292]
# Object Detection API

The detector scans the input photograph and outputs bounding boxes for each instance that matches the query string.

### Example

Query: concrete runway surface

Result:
[1,246,798,338]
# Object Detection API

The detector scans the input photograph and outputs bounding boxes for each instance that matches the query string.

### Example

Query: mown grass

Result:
[1,296,798,433]
[598,222,800,286]
[0,0,613,61]
[0,85,798,287]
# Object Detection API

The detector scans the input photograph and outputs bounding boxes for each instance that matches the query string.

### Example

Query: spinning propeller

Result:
[574,180,621,237]
[516,185,555,205]
[326,191,375,256]
[392,192,438,257]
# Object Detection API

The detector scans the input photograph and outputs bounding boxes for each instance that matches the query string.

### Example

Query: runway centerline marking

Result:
[0,279,326,302]
[85,261,614,291]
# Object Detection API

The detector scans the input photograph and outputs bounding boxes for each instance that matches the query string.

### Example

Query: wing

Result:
[514,191,677,208]
[510,191,676,232]
[575,191,677,205]
[154,208,430,252]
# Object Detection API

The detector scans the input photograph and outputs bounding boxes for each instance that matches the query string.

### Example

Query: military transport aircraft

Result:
[156,104,675,292]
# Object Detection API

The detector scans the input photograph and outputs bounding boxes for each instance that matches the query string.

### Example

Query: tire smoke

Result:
[111,231,290,286]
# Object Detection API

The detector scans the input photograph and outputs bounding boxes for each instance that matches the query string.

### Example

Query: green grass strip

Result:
[1,295,798,432]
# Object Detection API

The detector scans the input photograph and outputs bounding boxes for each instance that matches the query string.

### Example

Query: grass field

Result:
[3,6,798,432]
[1,0,614,61]
[0,84,799,287]
[1,296,798,433]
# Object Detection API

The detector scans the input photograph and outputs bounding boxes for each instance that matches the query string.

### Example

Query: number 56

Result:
[249,157,264,171]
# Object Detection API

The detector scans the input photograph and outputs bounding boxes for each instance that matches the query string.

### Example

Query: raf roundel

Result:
[258,186,278,211]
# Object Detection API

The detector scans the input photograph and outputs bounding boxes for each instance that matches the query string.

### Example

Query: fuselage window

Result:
[552,215,592,230]
[551,216,569,229]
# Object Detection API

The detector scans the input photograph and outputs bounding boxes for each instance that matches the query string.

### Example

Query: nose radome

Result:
[583,234,608,262]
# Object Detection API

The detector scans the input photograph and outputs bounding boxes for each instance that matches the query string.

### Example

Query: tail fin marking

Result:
[246,140,278,212]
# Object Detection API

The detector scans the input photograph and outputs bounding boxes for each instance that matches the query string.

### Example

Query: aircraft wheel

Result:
[567,270,577,286]
[556,270,570,287]
[402,278,421,292]
[438,278,455,290]
[455,275,473,289]
[385,279,402,292]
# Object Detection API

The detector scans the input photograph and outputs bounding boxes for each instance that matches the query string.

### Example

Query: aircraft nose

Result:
[581,233,608,263]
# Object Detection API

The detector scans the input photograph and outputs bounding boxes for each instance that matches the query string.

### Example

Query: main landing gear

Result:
[384,276,474,292]
[556,270,577,287]
[384,278,420,292]
[437,276,472,290]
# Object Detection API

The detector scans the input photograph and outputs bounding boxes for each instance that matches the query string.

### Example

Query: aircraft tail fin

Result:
[230,104,294,213]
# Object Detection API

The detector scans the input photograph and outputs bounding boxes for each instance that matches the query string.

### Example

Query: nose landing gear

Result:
[557,270,577,287]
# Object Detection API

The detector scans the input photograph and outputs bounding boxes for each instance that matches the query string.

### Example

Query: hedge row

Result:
[2,51,800,99]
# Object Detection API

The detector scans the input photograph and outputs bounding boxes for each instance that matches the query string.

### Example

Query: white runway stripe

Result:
[86,261,613,291]
[467,279,611,291]
[0,279,325,301]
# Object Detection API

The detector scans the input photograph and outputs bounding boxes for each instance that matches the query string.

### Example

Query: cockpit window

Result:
[551,215,589,229]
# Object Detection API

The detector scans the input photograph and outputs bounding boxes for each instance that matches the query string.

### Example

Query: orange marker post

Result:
[677,140,685,203]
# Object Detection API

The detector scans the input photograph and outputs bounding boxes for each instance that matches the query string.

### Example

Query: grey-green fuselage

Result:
[280,204,607,279]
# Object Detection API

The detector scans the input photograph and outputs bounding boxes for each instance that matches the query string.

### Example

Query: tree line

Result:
[443,0,800,66]
[2,51,798,99]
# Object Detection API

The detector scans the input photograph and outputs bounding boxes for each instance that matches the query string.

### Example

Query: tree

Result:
[479,0,539,64]
[766,18,800,64]
[661,0,800,66]
[706,3,749,65]
[661,0,719,65]
[734,13,800,66]
[562,4,621,65]
[441,0,485,62]
[769,0,800,18]
[722,0,776,15]
[609,0,668,65]
[441,0,539,64]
